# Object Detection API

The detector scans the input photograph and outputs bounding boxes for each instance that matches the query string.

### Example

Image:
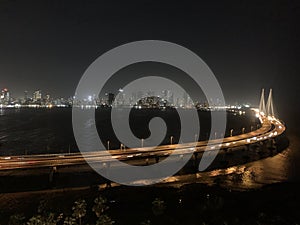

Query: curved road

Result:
[0,108,286,171]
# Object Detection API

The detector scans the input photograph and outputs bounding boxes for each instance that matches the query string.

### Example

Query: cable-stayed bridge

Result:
[0,89,286,188]
[259,88,275,117]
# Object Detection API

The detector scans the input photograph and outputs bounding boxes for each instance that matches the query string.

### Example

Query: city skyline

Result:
[0,85,253,109]
[0,1,299,112]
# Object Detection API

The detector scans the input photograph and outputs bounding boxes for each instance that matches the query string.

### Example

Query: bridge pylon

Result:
[266,88,275,117]
[259,88,266,114]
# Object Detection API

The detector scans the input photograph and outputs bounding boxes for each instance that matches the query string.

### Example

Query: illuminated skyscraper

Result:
[44,94,51,104]
[0,88,10,104]
[33,90,42,102]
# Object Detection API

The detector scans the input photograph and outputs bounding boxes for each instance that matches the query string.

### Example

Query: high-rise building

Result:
[162,90,174,105]
[33,90,42,102]
[0,88,10,104]
[106,93,115,106]
[44,94,51,104]
[115,89,125,106]
[21,90,29,104]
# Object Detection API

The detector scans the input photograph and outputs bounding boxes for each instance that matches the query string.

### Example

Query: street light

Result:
[230,129,233,137]
[170,136,174,145]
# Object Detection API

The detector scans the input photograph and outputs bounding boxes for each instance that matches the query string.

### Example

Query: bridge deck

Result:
[0,109,286,171]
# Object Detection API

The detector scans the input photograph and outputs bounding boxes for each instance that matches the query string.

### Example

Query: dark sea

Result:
[0,107,299,188]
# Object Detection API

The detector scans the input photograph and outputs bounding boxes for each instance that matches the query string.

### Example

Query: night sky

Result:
[0,1,299,123]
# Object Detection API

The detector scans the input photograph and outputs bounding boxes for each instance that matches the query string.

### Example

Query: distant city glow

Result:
[0,87,254,111]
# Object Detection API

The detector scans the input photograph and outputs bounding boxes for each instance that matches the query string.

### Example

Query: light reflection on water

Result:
[185,134,298,190]
[163,134,298,190]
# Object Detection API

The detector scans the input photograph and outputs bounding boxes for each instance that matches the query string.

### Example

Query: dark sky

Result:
[0,0,299,120]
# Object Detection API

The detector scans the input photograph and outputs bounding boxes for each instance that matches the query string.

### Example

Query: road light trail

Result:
[0,109,285,171]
